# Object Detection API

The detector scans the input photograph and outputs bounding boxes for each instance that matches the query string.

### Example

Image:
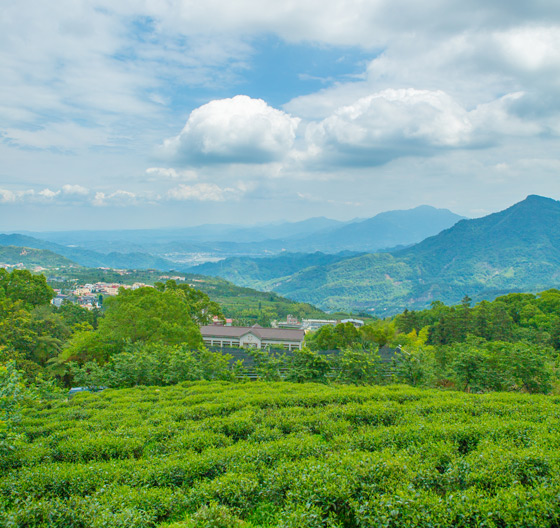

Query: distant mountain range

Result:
[0,246,76,268]
[11,205,463,262]
[3,196,560,314]
[273,205,465,253]
[191,195,560,314]
[0,234,177,270]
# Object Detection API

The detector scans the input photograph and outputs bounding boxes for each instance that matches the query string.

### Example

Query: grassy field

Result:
[3,382,560,527]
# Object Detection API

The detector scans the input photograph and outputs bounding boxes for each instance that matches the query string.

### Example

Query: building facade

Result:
[200,324,304,351]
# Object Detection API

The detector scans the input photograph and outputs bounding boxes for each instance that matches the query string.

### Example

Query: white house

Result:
[200,324,304,351]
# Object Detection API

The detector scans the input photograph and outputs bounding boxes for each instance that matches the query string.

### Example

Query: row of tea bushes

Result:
[2,382,560,527]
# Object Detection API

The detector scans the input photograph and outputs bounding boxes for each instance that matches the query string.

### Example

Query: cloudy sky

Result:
[1,0,560,230]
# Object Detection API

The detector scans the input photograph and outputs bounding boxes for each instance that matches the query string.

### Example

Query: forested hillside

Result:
[191,252,356,290]
[0,246,76,268]
[0,235,177,270]
[2,266,558,395]
[260,195,560,313]
[43,266,327,325]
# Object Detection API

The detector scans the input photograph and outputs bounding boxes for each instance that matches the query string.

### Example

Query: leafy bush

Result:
[4,382,560,527]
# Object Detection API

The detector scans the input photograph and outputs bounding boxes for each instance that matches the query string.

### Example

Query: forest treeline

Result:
[1,268,558,394]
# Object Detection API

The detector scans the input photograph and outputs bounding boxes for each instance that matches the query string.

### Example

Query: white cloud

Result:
[0,188,59,203]
[494,26,560,72]
[2,1,560,227]
[167,183,240,202]
[162,95,300,164]
[38,188,60,199]
[3,122,112,150]
[0,189,16,203]
[146,167,197,181]
[304,89,473,165]
[92,190,137,207]
[469,92,544,139]
[62,184,90,196]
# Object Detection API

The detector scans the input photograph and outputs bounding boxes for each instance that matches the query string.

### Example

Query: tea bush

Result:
[3,382,560,527]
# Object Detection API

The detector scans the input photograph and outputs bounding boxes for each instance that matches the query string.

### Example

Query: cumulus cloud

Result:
[167,183,241,202]
[62,184,90,195]
[162,95,300,164]
[0,188,61,203]
[146,167,197,181]
[38,188,60,199]
[92,190,137,207]
[0,189,16,203]
[304,89,473,165]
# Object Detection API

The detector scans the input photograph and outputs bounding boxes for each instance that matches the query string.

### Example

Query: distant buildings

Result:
[302,318,338,331]
[51,280,154,310]
[274,315,365,332]
[212,315,233,326]
[340,318,365,328]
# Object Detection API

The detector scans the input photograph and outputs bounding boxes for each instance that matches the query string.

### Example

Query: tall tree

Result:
[60,286,204,364]
[0,269,54,308]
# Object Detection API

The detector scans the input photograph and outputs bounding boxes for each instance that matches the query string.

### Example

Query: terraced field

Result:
[2,382,560,527]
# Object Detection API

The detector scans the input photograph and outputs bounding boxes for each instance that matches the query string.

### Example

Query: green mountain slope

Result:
[186,274,327,323]
[264,195,560,314]
[0,234,177,270]
[0,246,78,268]
[190,252,356,289]
[42,265,326,324]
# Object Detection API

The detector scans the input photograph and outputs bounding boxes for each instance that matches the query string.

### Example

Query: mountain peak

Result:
[520,194,557,206]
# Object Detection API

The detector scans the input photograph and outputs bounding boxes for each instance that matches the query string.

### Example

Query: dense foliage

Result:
[1,267,558,395]
[303,292,560,393]
[70,343,234,388]
[3,382,560,527]
[0,271,223,384]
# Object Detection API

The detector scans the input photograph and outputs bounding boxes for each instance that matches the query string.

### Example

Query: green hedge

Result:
[3,382,560,527]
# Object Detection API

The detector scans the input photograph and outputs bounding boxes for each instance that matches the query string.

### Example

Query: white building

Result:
[200,324,304,351]
[302,318,338,331]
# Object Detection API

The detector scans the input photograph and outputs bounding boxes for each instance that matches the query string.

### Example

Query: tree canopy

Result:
[60,284,214,364]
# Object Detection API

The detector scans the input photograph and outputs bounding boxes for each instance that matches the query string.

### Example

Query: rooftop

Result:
[200,324,304,341]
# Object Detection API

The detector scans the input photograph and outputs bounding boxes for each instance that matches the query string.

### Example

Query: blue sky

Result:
[1,1,560,230]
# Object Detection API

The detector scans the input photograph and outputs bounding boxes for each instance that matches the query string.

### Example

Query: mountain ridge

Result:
[195,195,560,314]
[0,234,178,270]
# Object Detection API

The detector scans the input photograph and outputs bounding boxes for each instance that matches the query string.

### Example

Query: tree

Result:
[0,362,27,454]
[286,347,331,383]
[336,347,382,385]
[155,280,224,325]
[247,348,287,381]
[70,343,233,388]
[361,320,397,347]
[55,302,100,330]
[0,269,54,308]
[306,322,362,351]
[0,298,35,361]
[60,287,204,364]
[393,347,435,386]
[449,343,487,392]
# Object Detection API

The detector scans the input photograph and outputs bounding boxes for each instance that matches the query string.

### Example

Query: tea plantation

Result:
[3,382,560,527]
